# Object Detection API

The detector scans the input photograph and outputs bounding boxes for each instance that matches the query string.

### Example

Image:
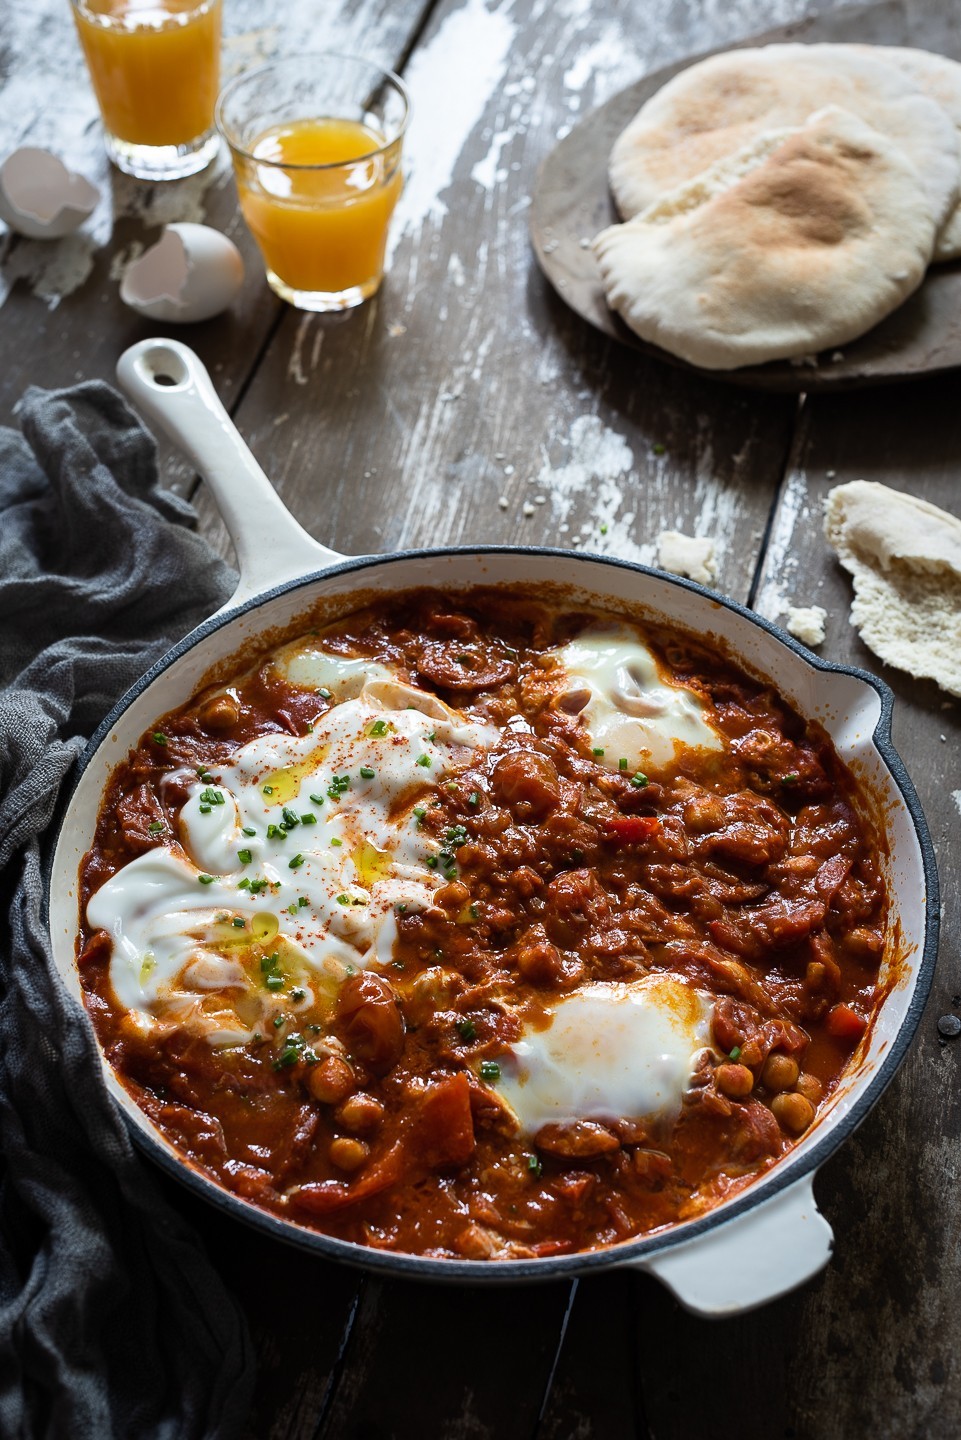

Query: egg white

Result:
[494,974,714,1134]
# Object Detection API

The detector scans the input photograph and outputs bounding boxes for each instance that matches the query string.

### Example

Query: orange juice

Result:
[73,0,221,147]
[234,118,404,300]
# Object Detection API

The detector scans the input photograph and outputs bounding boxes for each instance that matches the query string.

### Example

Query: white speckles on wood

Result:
[212,0,800,597]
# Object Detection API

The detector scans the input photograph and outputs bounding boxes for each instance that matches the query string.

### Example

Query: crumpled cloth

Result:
[0,382,255,1438]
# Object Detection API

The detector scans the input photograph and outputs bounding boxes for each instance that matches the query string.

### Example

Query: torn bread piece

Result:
[594,107,936,370]
[785,606,827,647]
[609,42,960,238]
[824,480,961,697]
[657,531,716,587]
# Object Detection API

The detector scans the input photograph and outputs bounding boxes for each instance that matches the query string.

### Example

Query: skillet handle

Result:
[623,1175,832,1317]
[117,338,344,610]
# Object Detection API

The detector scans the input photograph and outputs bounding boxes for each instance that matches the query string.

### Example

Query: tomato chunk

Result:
[605,815,661,844]
[414,1071,476,1169]
[825,1003,867,1043]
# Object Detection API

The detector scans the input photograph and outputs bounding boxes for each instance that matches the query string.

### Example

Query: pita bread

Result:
[610,43,960,238]
[593,107,936,370]
[847,45,961,259]
[824,480,961,697]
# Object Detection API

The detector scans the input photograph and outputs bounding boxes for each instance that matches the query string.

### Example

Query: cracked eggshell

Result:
[0,147,100,239]
[120,222,244,323]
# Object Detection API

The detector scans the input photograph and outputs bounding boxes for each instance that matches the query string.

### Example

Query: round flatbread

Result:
[846,44,961,259]
[610,43,960,238]
[593,107,936,370]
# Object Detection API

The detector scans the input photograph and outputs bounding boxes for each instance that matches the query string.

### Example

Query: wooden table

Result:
[3,0,960,1435]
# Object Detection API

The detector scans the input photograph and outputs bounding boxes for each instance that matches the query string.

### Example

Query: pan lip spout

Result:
[46,543,939,1288]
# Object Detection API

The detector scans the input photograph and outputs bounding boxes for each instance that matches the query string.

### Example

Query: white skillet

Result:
[47,338,938,1316]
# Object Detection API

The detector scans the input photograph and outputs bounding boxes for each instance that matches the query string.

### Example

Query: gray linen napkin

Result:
[0,382,255,1437]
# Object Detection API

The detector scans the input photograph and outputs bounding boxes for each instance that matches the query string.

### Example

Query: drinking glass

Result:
[71,0,222,180]
[217,54,410,312]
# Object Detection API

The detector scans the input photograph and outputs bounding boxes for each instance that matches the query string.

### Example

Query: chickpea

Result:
[329,1137,369,1172]
[795,1072,823,1106]
[771,1092,816,1135]
[335,1092,385,1134]
[761,1053,800,1093]
[198,691,240,731]
[716,1062,754,1098]
[436,881,470,911]
[308,1054,355,1106]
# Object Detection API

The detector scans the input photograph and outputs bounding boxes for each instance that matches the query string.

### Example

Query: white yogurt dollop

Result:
[87,652,497,1042]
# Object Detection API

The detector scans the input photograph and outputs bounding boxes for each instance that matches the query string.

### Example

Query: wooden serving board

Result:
[530,0,961,392]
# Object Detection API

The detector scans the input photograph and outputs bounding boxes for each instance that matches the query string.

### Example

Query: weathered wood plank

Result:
[196,0,838,594]
[534,1274,642,1440]
[639,373,961,1440]
[315,1274,574,1440]
[0,0,432,490]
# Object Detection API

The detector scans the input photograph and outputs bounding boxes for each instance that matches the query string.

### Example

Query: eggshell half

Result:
[0,147,100,239]
[120,222,245,323]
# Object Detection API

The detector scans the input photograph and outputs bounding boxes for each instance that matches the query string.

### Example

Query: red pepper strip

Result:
[825,1003,867,1043]
[605,815,661,844]
[288,1141,405,1217]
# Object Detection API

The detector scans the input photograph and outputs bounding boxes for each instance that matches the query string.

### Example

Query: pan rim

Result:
[46,544,940,1282]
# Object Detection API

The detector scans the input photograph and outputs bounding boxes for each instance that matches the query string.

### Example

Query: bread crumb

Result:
[785,605,827,647]
[656,531,716,586]
[522,502,535,517]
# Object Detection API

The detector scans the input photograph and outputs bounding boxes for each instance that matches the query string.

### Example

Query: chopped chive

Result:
[653,441,666,456]
[267,823,284,840]
[152,732,168,746]
[291,987,306,1002]
[198,874,215,885]
[237,877,251,891]
[592,747,605,757]
[479,1060,500,1082]
[242,826,257,837]
[266,975,284,992]
[618,757,628,771]
[318,687,332,699]
[300,812,316,825]
[262,784,274,795]
[232,917,245,928]
[288,853,305,870]
[631,772,649,789]
[237,848,252,865]
[148,820,164,834]
[282,806,299,828]
[360,766,376,780]
[416,754,431,768]
[287,903,298,916]
[469,902,480,920]
[199,804,211,814]
[273,1015,285,1029]
[369,719,389,737]
[527,1154,543,1177]
[310,793,325,806]
[729,1045,741,1061]
[331,837,342,847]
[457,1018,477,1041]
[468,792,479,806]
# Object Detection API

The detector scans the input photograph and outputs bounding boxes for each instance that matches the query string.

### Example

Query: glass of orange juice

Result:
[70,0,222,180]
[216,55,410,311]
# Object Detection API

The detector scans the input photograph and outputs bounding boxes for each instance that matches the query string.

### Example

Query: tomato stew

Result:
[78,590,886,1259]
